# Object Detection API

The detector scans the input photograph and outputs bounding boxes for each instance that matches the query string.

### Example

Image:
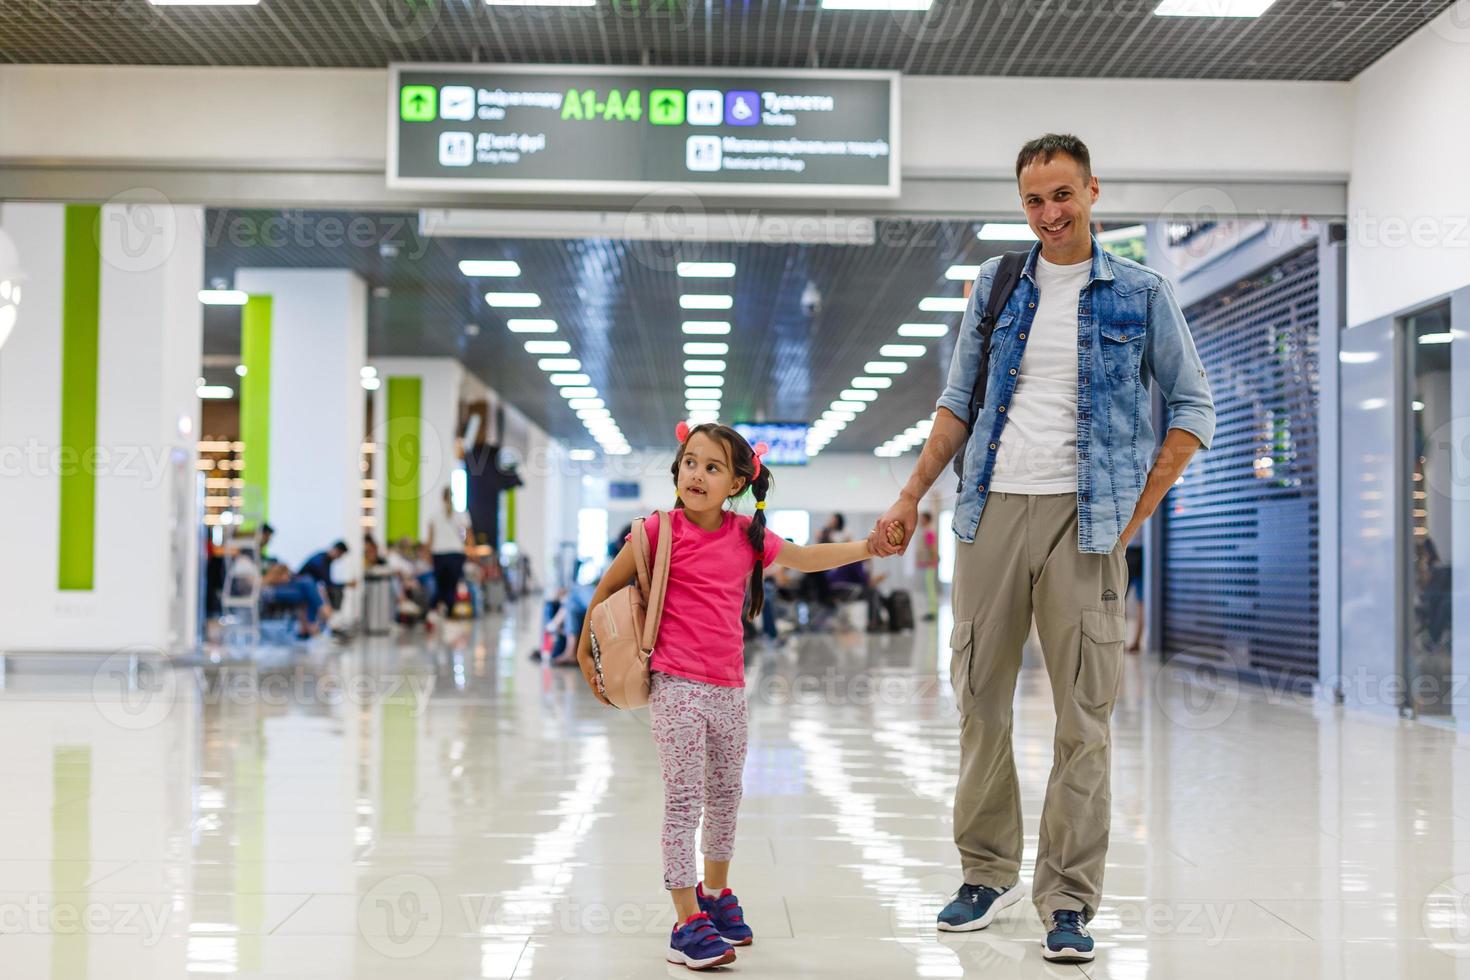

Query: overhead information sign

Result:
[388,65,899,198]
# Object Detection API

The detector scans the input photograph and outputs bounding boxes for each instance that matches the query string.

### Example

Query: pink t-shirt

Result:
[629,509,784,688]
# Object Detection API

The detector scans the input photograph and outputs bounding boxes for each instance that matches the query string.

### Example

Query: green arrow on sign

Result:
[400,85,437,122]
[649,89,684,126]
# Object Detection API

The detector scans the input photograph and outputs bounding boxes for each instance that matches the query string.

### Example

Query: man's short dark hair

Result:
[831,513,846,531]
[332,539,349,553]
[1016,134,1092,182]
[261,523,274,536]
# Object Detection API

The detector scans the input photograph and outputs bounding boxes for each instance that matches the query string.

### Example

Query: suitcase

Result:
[886,590,915,632]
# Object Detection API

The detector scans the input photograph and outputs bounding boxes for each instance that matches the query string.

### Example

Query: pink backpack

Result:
[589,512,671,709]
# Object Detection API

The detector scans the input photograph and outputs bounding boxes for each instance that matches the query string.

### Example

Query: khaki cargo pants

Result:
[949,492,1126,923]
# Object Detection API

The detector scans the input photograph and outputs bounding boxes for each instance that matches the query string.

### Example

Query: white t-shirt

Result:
[426,507,469,554]
[987,254,1089,494]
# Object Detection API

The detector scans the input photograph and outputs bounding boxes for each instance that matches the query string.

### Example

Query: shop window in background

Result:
[1404,304,1455,718]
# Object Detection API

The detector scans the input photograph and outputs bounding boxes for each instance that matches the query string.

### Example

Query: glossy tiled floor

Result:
[4,600,1470,978]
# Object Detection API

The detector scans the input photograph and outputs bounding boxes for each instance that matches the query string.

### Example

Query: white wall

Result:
[1347,5,1470,326]
[0,202,203,652]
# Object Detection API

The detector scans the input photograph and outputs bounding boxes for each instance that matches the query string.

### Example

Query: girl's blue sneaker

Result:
[697,882,753,946]
[667,912,736,970]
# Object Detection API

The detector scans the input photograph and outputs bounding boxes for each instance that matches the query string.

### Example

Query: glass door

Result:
[1402,304,1454,718]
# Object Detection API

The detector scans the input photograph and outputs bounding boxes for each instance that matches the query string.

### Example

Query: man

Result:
[869,134,1214,963]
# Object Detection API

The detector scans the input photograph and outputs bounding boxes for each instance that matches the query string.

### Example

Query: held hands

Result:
[869,497,919,557]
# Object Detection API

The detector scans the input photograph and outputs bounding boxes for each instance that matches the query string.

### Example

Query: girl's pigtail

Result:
[745,466,773,619]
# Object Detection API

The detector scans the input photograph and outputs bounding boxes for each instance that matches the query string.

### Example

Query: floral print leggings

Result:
[649,672,749,890]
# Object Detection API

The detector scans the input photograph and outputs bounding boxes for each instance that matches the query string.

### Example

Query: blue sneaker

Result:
[697,882,753,946]
[667,912,736,970]
[935,881,1023,932]
[1042,909,1095,962]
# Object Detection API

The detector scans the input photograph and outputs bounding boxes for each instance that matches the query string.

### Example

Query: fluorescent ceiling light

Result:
[538,358,581,372]
[151,0,258,5]
[568,398,605,410]
[197,385,234,399]
[569,449,596,461]
[559,387,598,398]
[831,401,867,412]
[361,366,378,379]
[1419,332,1455,345]
[864,361,907,375]
[688,411,720,424]
[683,321,731,335]
[198,289,248,306]
[577,409,612,420]
[945,265,983,281]
[1414,401,1426,412]
[880,344,925,358]
[1338,351,1378,364]
[899,323,948,338]
[686,375,724,388]
[841,389,879,402]
[820,0,932,8]
[485,292,541,308]
[459,259,521,277]
[823,410,857,423]
[684,359,727,373]
[676,261,736,278]
[1153,0,1277,16]
[236,365,248,377]
[1359,398,1388,411]
[587,421,621,433]
[551,373,591,387]
[686,388,722,400]
[978,222,1039,242]
[680,294,733,310]
[605,446,632,455]
[485,0,595,6]
[684,342,729,355]
[362,377,381,391]
[507,318,557,333]
[525,340,571,354]
[686,400,721,411]
[920,296,968,313]
[817,419,847,431]
[851,377,893,390]
[1096,224,1148,243]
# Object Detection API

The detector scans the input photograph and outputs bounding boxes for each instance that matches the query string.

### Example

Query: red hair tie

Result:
[675,420,691,443]
[751,441,770,478]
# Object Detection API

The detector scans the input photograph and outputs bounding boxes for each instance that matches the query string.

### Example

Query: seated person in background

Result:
[230,551,332,638]
[299,540,349,608]
[363,536,386,568]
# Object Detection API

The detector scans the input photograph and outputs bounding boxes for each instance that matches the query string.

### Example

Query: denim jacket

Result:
[936,239,1215,554]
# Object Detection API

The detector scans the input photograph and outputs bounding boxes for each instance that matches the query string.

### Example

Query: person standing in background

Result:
[916,511,940,621]
[426,486,470,618]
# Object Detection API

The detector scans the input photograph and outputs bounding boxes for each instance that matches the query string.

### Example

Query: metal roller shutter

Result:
[1161,243,1321,681]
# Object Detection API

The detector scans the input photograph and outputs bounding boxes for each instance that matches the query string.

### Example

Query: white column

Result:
[367,356,463,546]
[0,200,203,652]
[233,269,366,578]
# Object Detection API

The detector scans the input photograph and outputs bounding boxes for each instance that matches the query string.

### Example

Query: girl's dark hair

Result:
[669,423,774,619]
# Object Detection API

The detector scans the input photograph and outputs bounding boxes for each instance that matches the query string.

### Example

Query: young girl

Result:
[577,422,893,970]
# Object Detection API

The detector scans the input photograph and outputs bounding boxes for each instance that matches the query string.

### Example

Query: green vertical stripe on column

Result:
[385,376,423,542]
[52,746,91,979]
[58,205,101,591]
[505,488,516,544]
[239,296,272,528]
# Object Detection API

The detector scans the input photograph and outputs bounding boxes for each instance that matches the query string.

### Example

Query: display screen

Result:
[389,65,898,198]
[734,422,809,467]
